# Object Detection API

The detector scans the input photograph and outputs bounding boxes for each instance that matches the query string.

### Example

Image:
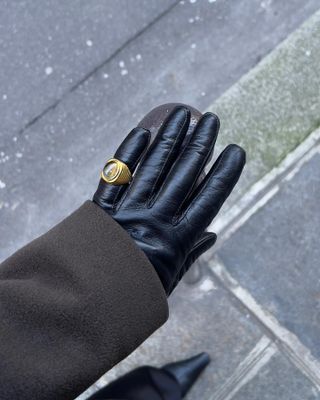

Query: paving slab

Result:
[0,0,177,138]
[217,153,320,360]
[78,276,264,399]
[232,352,320,400]
[1,0,317,139]
[1,0,320,260]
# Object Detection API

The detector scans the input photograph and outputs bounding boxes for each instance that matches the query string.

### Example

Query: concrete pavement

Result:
[1,0,319,261]
[0,1,320,399]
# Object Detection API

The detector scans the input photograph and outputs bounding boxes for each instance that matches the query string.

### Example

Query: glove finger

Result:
[93,127,150,212]
[183,144,246,231]
[156,113,219,215]
[122,106,190,208]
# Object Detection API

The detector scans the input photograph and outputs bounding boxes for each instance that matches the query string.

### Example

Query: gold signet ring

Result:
[101,158,132,185]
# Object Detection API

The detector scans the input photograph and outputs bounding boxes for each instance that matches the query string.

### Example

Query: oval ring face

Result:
[103,161,120,181]
[101,158,132,185]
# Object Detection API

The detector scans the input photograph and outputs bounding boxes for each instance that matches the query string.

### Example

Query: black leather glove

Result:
[93,106,246,294]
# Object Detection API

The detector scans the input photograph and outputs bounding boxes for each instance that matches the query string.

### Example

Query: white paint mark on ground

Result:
[260,0,272,9]
[45,66,53,75]
[210,336,277,400]
[0,151,9,164]
[209,259,320,390]
[191,43,197,49]
[11,202,20,211]
[199,277,216,292]
[86,39,93,47]
[0,180,6,189]
[121,69,128,76]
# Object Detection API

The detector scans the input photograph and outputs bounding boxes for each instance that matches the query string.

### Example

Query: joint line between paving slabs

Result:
[209,336,277,400]
[210,128,320,251]
[17,0,181,136]
[208,258,320,391]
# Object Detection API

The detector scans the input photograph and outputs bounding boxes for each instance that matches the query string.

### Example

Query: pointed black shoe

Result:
[162,352,211,397]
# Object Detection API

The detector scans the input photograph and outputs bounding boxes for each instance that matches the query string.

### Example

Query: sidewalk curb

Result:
[206,9,320,216]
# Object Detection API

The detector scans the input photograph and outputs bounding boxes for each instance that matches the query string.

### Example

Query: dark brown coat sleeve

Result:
[0,201,168,400]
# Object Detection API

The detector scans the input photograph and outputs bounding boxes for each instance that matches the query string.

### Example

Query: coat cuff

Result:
[0,200,168,399]
[70,200,169,351]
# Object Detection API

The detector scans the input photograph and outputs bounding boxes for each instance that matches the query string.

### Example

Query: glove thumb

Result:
[169,232,217,294]
[185,232,217,271]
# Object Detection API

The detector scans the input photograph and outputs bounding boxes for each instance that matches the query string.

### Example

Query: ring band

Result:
[101,158,132,185]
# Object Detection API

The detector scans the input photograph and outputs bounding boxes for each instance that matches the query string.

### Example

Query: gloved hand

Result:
[93,106,245,295]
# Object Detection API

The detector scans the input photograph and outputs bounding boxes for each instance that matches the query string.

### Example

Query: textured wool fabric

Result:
[0,201,168,400]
